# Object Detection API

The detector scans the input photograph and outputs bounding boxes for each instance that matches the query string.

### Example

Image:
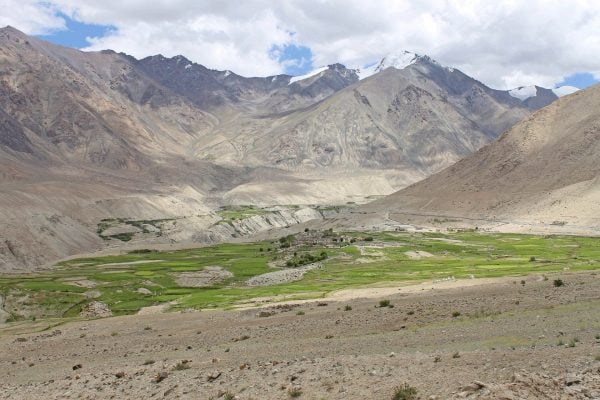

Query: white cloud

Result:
[0,0,65,35]
[2,0,600,88]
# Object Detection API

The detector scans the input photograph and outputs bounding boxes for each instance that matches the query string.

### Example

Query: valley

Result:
[0,9,599,399]
[2,230,598,324]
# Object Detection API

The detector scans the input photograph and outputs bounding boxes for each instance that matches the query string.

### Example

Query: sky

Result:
[0,0,599,90]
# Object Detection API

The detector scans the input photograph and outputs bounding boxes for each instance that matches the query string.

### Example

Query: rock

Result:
[115,371,125,378]
[207,370,221,382]
[153,371,168,383]
[72,364,82,371]
[79,301,112,318]
[136,288,152,295]
[565,373,582,386]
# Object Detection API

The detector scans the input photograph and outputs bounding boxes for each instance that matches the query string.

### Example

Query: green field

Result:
[1,231,599,322]
[216,205,270,222]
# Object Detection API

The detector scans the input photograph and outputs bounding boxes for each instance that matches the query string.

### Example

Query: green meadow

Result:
[1,231,599,322]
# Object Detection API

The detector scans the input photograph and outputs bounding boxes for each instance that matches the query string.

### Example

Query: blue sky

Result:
[38,14,114,49]
[557,73,599,89]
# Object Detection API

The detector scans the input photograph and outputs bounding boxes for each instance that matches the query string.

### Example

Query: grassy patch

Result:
[1,231,599,322]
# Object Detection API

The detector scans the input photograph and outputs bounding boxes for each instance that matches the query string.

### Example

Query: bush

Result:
[344,305,352,311]
[379,300,391,308]
[391,383,418,400]
[452,311,461,317]
[554,279,564,287]
[288,387,303,398]
[529,256,536,262]
[364,236,374,242]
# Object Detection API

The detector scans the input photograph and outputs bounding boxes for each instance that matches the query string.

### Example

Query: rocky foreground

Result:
[1,272,600,399]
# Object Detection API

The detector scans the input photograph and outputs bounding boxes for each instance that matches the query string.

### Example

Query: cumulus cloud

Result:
[0,0,65,35]
[2,0,600,88]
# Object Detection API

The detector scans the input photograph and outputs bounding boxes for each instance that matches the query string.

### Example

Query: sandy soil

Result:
[1,272,600,399]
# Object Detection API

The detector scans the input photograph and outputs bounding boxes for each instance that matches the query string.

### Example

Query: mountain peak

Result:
[359,50,441,79]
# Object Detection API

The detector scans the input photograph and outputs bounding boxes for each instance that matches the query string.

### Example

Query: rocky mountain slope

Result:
[0,26,563,270]
[362,83,600,231]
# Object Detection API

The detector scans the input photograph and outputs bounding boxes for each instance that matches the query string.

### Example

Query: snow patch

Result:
[360,50,430,79]
[288,66,328,84]
[375,51,419,73]
[358,63,378,80]
[552,85,579,97]
[271,76,278,82]
[184,64,192,69]
[223,70,231,77]
[509,85,538,101]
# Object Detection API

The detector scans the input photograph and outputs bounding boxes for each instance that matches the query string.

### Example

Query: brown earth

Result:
[353,84,600,234]
[1,271,599,399]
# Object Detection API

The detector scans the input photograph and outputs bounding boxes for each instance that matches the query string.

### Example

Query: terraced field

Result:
[1,231,599,323]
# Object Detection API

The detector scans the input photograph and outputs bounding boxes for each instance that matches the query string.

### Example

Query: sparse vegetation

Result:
[379,300,391,308]
[344,304,352,311]
[391,383,418,400]
[288,387,303,397]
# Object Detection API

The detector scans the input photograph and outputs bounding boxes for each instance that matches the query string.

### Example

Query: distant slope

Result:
[199,54,530,178]
[364,84,600,231]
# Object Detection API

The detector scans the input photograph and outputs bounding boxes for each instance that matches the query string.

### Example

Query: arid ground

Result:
[2,271,600,399]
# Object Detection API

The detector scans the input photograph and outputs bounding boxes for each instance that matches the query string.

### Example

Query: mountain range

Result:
[0,26,582,270]
[356,83,599,234]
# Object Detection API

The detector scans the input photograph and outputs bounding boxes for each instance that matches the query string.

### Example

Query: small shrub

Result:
[595,334,600,340]
[567,339,576,348]
[529,256,536,262]
[379,300,391,308]
[553,279,564,287]
[111,332,118,337]
[407,310,415,315]
[143,360,155,365]
[296,311,305,316]
[452,352,460,358]
[288,387,303,398]
[452,311,461,318]
[391,383,418,400]
[344,305,352,311]
[364,236,374,242]
[222,392,235,400]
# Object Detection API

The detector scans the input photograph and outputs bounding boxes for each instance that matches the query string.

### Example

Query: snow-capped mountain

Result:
[358,50,424,79]
[552,85,579,97]
[509,85,579,100]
